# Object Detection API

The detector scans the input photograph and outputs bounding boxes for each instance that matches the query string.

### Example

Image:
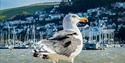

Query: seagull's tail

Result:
[33,40,56,55]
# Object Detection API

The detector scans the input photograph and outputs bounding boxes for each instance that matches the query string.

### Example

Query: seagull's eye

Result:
[72,15,76,18]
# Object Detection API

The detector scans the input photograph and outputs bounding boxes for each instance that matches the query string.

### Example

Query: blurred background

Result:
[0,0,125,63]
[0,0,125,49]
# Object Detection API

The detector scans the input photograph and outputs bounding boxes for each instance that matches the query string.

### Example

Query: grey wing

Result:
[52,36,81,57]
[38,30,81,57]
[49,30,77,40]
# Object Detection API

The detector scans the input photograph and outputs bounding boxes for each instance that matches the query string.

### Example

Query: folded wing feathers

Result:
[37,30,81,57]
[49,30,77,40]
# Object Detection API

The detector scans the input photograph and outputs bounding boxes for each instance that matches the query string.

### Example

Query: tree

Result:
[71,0,125,12]
[0,16,6,21]
[119,26,125,43]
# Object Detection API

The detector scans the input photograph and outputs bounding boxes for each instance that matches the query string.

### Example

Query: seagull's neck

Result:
[63,24,83,41]
[63,23,79,31]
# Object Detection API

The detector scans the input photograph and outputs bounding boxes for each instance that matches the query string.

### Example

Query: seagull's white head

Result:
[63,14,88,30]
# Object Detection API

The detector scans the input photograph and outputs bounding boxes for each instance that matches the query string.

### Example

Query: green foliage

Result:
[0,15,6,21]
[71,0,125,12]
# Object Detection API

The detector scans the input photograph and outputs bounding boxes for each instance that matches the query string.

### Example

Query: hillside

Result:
[0,3,57,20]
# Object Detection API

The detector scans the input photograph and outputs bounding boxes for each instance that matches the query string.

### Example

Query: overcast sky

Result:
[0,0,61,10]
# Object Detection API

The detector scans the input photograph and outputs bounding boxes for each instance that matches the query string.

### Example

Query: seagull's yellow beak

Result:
[80,18,88,23]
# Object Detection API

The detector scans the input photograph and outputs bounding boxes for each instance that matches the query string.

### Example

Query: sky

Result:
[0,0,61,10]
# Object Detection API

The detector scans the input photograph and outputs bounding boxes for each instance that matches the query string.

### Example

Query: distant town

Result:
[0,0,125,49]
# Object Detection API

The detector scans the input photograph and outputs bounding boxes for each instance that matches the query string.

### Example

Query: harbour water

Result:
[0,48,125,63]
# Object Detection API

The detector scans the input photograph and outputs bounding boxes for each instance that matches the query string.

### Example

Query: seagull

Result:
[33,14,88,63]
